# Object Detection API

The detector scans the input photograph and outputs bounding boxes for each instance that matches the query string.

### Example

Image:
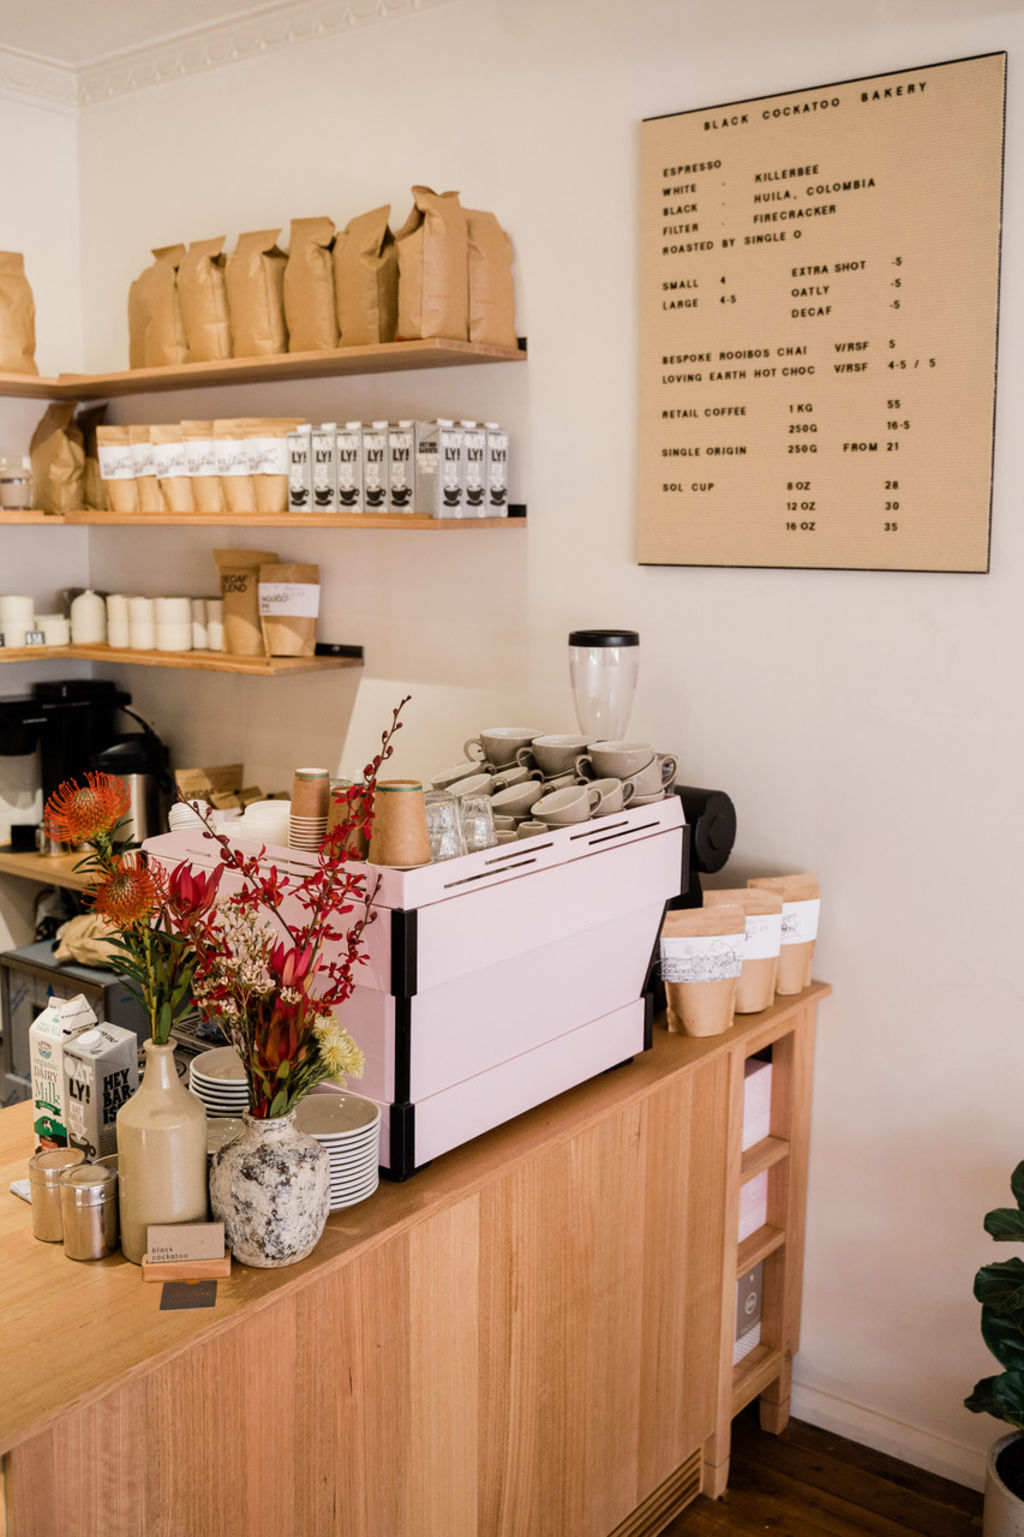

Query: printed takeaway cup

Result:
[702,888,783,1013]
[659,905,747,1036]
[367,780,431,868]
[291,768,330,819]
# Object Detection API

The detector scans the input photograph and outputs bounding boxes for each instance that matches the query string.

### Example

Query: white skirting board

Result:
[791,1381,989,1493]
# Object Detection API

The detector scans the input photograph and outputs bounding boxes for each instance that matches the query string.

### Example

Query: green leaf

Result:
[278,1059,291,1080]
[985,1208,1024,1242]
[982,1307,1024,1372]
[965,1376,1001,1416]
[1010,1162,1024,1212]
[975,1259,1024,1316]
[991,1372,1024,1430]
[270,1089,289,1117]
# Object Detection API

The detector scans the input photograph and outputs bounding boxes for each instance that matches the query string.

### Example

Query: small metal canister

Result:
[59,1163,119,1260]
[28,1147,86,1242]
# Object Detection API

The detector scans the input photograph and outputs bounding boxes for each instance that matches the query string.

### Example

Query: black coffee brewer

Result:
[0,679,171,847]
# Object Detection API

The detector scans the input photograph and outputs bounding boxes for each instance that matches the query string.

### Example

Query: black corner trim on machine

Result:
[390,908,418,999]
[383,1101,419,1182]
[644,987,655,1051]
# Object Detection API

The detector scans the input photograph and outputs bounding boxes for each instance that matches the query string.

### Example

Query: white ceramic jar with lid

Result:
[70,589,107,645]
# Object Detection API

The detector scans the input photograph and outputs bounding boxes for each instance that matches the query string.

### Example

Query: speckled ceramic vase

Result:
[209,1111,330,1268]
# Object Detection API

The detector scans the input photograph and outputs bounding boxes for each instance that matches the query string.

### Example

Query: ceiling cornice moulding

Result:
[0,46,77,114]
[77,0,456,106]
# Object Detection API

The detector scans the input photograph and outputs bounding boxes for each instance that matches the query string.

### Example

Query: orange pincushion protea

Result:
[44,772,131,847]
[93,854,160,928]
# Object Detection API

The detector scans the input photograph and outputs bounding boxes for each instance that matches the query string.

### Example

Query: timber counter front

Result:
[0,984,828,1537]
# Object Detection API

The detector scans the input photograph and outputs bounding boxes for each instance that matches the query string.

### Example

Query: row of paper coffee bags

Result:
[129,189,515,367]
[97,419,303,515]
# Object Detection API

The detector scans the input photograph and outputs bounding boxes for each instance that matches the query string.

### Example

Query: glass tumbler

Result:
[568,630,640,740]
[459,794,497,853]
[425,791,466,861]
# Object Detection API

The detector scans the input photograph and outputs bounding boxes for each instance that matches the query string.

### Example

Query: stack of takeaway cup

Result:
[290,768,330,851]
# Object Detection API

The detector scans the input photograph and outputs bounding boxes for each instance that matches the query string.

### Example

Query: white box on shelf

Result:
[738,1169,768,1243]
[741,1056,772,1151]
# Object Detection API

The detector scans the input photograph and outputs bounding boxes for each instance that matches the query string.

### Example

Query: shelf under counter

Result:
[0,509,525,529]
[0,643,363,676]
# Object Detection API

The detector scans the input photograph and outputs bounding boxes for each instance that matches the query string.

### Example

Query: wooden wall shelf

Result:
[0,849,90,891]
[0,643,362,676]
[0,509,525,530]
[0,339,525,402]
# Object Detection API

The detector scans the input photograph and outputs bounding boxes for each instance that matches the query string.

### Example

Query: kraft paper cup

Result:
[367,781,431,869]
[292,768,330,819]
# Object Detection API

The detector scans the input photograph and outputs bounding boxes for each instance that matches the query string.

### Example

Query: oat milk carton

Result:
[461,420,487,516]
[388,421,415,513]
[287,425,312,512]
[485,422,510,515]
[415,419,465,517]
[362,421,389,512]
[312,423,338,512]
[29,994,98,1151]
[63,1023,139,1161]
[337,421,363,513]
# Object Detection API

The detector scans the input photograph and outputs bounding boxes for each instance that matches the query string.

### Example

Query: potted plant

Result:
[965,1160,1024,1534]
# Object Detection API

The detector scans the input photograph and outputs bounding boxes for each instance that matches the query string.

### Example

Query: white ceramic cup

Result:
[581,777,635,816]
[577,740,656,779]
[491,780,544,817]
[519,734,593,777]
[533,784,603,826]
[447,773,495,799]
[622,755,678,797]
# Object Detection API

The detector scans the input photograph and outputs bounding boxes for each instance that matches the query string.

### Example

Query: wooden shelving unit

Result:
[0,642,361,676]
[0,849,90,891]
[0,509,525,530]
[0,338,525,401]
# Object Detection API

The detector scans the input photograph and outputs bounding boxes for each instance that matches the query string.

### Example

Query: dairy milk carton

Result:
[312,423,338,512]
[337,422,363,513]
[414,420,465,517]
[63,1023,139,1161]
[485,422,509,515]
[461,421,487,516]
[288,425,312,512]
[362,421,389,511]
[388,421,415,513]
[29,994,98,1150]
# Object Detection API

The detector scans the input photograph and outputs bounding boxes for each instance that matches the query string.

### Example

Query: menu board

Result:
[638,54,1005,572]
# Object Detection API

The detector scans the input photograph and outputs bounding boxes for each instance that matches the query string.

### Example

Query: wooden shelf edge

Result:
[1,510,525,530]
[740,1136,790,1183]
[732,1344,785,1417]
[737,1224,786,1276]
[0,850,91,890]
[0,372,66,399]
[0,644,363,676]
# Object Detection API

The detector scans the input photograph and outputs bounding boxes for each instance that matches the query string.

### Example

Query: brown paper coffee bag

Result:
[0,252,37,374]
[225,229,288,357]
[242,419,306,514]
[127,246,188,368]
[175,764,244,806]
[77,404,108,511]
[214,418,257,513]
[704,888,783,1014]
[214,548,280,656]
[659,906,746,1037]
[150,423,193,514]
[748,874,821,996]
[258,562,320,657]
[95,424,137,513]
[465,209,516,347]
[333,206,398,346]
[182,420,224,513]
[128,425,160,513]
[178,237,231,363]
[32,404,84,514]
[283,217,338,352]
[396,187,468,341]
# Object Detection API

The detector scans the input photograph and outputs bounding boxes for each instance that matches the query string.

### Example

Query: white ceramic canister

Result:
[36,614,70,646]
[127,596,155,651]
[70,590,107,645]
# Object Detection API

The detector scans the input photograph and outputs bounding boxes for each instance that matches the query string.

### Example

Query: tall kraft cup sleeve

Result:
[747,874,820,995]
[368,781,431,868]
[703,888,783,1014]
[659,906,746,1037]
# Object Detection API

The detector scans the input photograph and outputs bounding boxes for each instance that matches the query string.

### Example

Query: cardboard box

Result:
[738,1170,768,1242]
[741,1056,772,1151]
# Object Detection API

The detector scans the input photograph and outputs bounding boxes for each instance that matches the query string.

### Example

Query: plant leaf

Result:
[965,1376,1001,1416]
[991,1372,1024,1430]
[975,1259,1024,1316]
[270,1089,289,1117]
[982,1307,1024,1372]
[985,1208,1024,1242]
[1010,1162,1024,1212]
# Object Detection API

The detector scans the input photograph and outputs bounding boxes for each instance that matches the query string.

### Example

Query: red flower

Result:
[44,772,131,846]
[167,861,224,920]
[93,853,159,928]
[269,942,313,989]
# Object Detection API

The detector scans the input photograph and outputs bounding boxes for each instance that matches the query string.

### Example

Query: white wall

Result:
[0,0,1016,1486]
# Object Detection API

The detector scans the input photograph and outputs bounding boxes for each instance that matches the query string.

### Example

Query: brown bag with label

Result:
[182,420,223,513]
[214,548,280,656]
[659,906,746,1037]
[178,237,231,362]
[127,245,188,368]
[333,206,398,346]
[465,209,516,347]
[283,218,338,352]
[748,874,821,996]
[150,423,193,514]
[258,562,320,657]
[225,229,288,357]
[78,404,108,511]
[127,425,160,513]
[31,403,85,515]
[0,252,37,374]
[396,187,468,341]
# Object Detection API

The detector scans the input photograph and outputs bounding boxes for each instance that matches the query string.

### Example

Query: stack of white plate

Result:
[294,1093,381,1210]
[189,1046,249,1117]
[235,798,291,848]
[169,798,211,832]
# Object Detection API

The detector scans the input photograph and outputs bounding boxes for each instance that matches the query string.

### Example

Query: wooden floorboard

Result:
[664,1413,983,1537]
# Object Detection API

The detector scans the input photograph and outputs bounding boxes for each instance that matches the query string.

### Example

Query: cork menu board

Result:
[638,53,1005,571]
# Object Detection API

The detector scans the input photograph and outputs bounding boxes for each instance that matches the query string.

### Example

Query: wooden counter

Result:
[0,984,828,1537]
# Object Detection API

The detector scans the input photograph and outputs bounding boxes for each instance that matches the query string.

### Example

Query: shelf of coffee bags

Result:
[0,339,526,402]
[0,508,526,529]
[0,643,363,675]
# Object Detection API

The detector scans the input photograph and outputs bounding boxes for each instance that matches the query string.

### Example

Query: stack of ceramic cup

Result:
[127,596,155,650]
[290,768,329,851]
[294,1093,381,1211]
[189,1047,249,1116]
[0,594,35,647]
[234,798,291,848]
[155,596,193,652]
[106,594,130,648]
[35,614,70,646]
[574,740,677,807]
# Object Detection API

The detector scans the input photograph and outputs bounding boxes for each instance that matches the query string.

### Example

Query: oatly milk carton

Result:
[388,421,415,513]
[337,421,363,513]
[414,419,440,516]
[485,422,509,515]
[362,421,389,511]
[29,994,98,1150]
[63,1024,139,1161]
[461,420,487,517]
[312,423,338,512]
[288,425,312,511]
[414,419,465,517]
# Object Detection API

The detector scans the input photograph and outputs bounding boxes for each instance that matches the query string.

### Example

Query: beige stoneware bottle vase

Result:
[116,1040,208,1264]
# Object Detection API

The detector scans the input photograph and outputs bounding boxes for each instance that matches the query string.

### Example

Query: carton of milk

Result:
[388,421,415,513]
[311,424,338,512]
[461,420,487,516]
[337,422,363,513]
[29,994,98,1150]
[287,425,312,512]
[485,422,510,515]
[414,420,464,517]
[362,421,389,512]
[63,1023,139,1161]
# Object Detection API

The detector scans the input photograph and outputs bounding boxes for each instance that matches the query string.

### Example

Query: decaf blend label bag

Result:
[214,547,279,656]
[333,205,398,347]
[396,187,469,342]
[0,251,38,375]
[258,562,320,657]
[283,217,338,353]
[128,245,188,369]
[178,237,231,363]
[465,209,516,347]
[225,229,288,357]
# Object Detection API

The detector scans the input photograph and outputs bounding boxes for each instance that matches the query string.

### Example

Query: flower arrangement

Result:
[43,697,410,1116]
